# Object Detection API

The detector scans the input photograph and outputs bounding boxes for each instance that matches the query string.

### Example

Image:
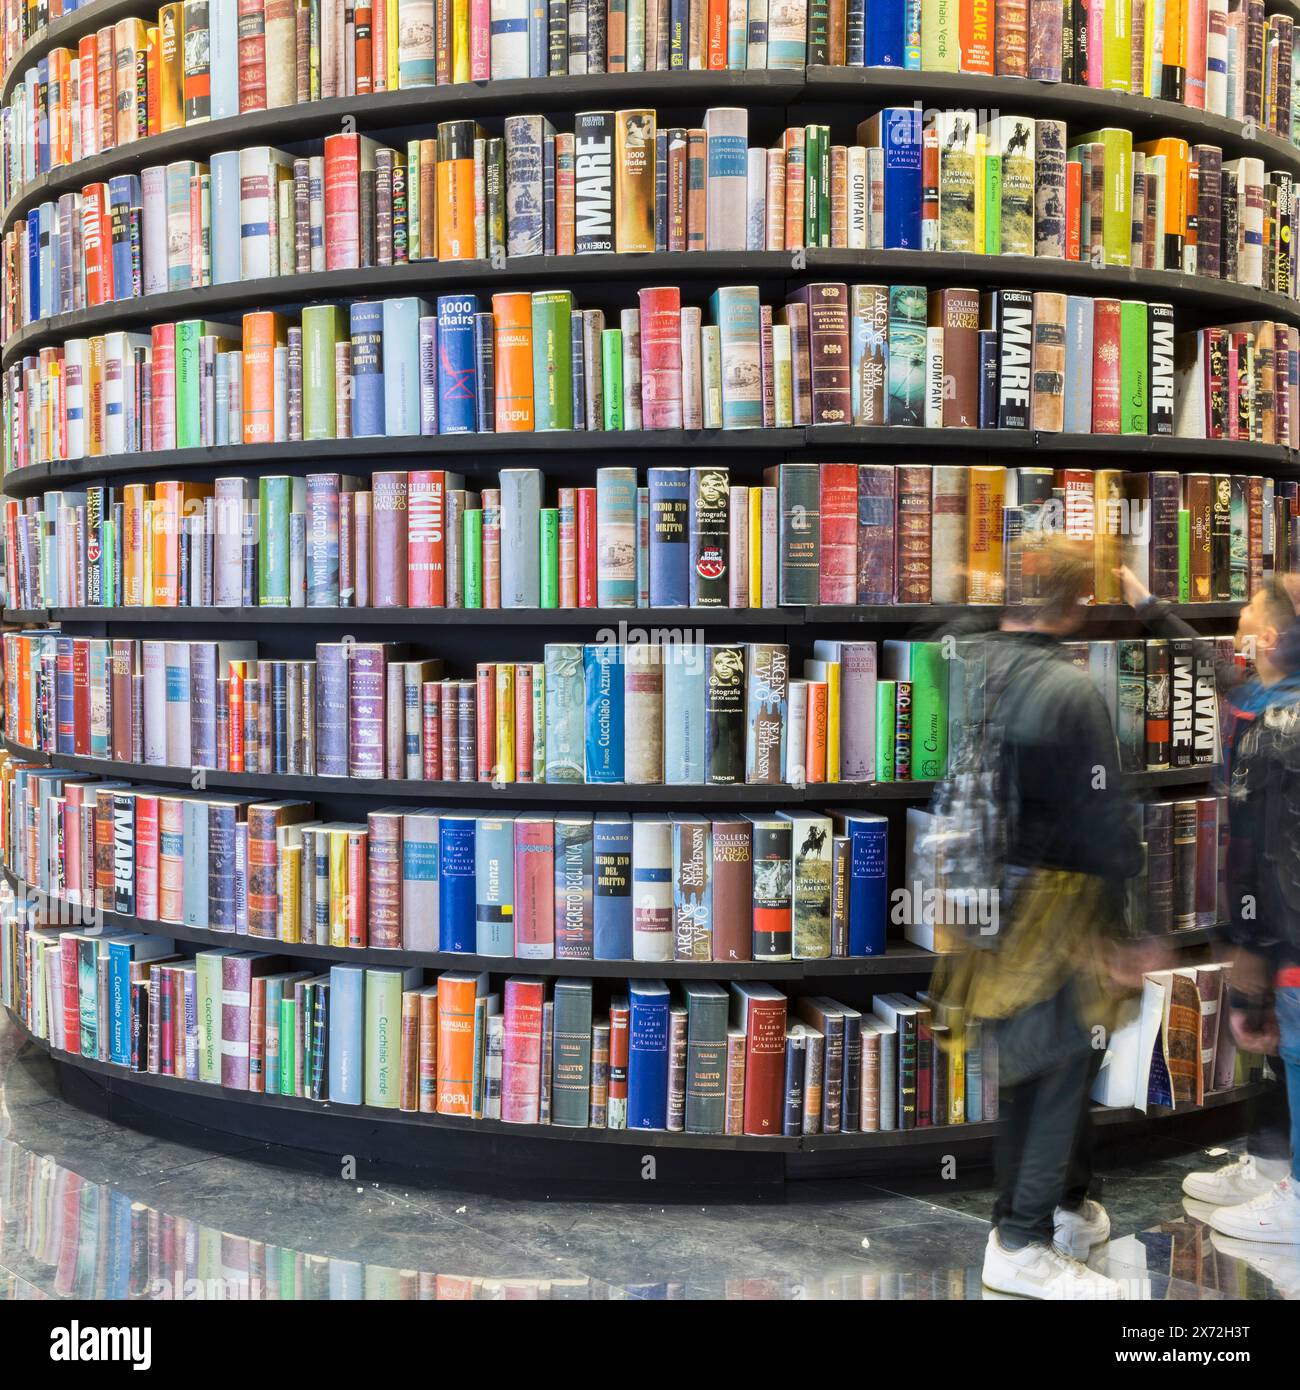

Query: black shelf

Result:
[0,0,146,104]
[2,600,1248,628]
[5,426,1297,501]
[4,1012,1268,1164]
[8,249,1300,369]
[8,59,1300,228]
[0,735,1214,799]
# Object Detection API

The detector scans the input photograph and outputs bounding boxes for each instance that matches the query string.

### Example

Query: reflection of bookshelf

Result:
[4,17,1293,1187]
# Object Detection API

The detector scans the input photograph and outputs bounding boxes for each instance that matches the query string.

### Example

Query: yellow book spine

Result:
[123,484,145,605]
[973,131,986,253]
[453,0,470,82]
[824,661,841,783]
[279,843,302,943]
[87,337,105,456]
[772,323,793,427]
[141,501,155,606]
[388,0,400,88]
[495,664,516,782]
[748,488,764,607]
[949,1038,965,1123]
[614,109,656,253]
[158,2,184,132]
[328,830,348,948]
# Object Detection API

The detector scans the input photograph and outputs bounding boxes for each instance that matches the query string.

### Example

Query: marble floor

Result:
[1,1015,1293,1301]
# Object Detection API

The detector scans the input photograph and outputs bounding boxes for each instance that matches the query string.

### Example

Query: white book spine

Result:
[141,166,168,296]
[746,146,767,251]
[142,641,168,763]
[925,326,944,428]
[848,145,868,249]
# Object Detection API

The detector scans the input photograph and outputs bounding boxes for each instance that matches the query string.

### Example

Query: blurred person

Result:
[1118,568,1296,1204]
[933,537,1155,1300]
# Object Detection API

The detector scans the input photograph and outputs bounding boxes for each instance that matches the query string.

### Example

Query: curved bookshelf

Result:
[0,735,1218,799]
[8,62,1300,231]
[0,600,1249,627]
[0,0,144,105]
[8,249,1300,369]
[4,430,1297,502]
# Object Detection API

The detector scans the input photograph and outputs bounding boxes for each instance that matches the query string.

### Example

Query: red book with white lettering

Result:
[731,982,788,1136]
[638,287,684,429]
[576,487,598,607]
[150,323,177,451]
[1091,299,1123,434]
[81,183,112,305]
[408,470,464,607]
[817,463,858,603]
[323,132,379,271]
[135,793,159,922]
[501,976,545,1124]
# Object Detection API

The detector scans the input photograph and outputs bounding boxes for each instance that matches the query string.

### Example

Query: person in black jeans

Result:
[1117,566,1293,1204]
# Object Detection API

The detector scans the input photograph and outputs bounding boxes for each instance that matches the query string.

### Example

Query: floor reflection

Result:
[0,1018,1290,1300]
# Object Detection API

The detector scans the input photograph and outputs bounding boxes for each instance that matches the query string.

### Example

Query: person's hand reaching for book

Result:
[1115,565,1152,610]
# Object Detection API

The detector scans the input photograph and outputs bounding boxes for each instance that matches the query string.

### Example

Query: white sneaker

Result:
[981,1230,1127,1300]
[1210,1233,1300,1300]
[1182,1153,1290,1205]
[1054,1199,1111,1260]
[1207,1176,1300,1245]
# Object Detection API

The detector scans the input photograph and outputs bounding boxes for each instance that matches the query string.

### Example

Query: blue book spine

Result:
[210,150,242,284]
[438,816,477,952]
[847,816,888,956]
[978,329,998,429]
[381,296,429,437]
[55,636,74,752]
[182,800,209,928]
[627,982,670,1128]
[315,644,349,775]
[37,58,48,170]
[349,301,385,436]
[903,0,922,66]
[1063,295,1095,434]
[419,316,439,433]
[474,817,515,956]
[663,645,706,783]
[670,0,688,65]
[107,176,139,302]
[209,0,241,119]
[880,107,922,249]
[306,474,340,606]
[436,294,480,434]
[583,644,625,783]
[595,466,637,607]
[89,641,110,757]
[592,816,633,959]
[327,964,365,1104]
[544,643,585,783]
[189,644,217,769]
[27,209,40,320]
[865,0,904,64]
[473,312,495,429]
[529,0,548,74]
[637,487,650,607]
[647,467,690,606]
[107,941,131,1066]
[709,287,762,430]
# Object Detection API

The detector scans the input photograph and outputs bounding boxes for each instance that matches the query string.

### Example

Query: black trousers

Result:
[993,1047,1103,1250]
[1247,1058,1292,1163]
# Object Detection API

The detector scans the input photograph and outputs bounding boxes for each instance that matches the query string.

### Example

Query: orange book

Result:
[492,292,535,432]
[436,972,486,1116]
[114,18,147,145]
[152,481,213,605]
[435,120,480,261]
[966,465,1007,605]
[784,128,805,250]
[17,639,34,746]
[228,661,247,770]
[241,311,285,444]
[399,990,419,1111]
[707,0,726,67]
[146,27,161,136]
[77,35,97,154]
[1135,138,1190,268]
[157,2,185,132]
[346,830,368,946]
[1065,159,1081,261]
[960,0,994,74]
[805,682,828,783]
[122,484,149,605]
[418,988,438,1113]
[555,132,575,257]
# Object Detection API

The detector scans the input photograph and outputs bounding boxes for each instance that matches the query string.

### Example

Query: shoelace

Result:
[1244,1179,1294,1211]
[1045,1246,1101,1279]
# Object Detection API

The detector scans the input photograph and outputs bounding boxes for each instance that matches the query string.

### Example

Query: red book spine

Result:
[370,471,409,607]
[81,183,111,305]
[347,831,368,946]
[237,0,267,112]
[513,819,555,957]
[440,681,459,781]
[501,978,545,1122]
[60,934,80,1053]
[150,323,176,451]
[366,814,402,949]
[407,470,446,607]
[608,1000,630,1121]
[557,487,577,607]
[817,462,858,603]
[135,794,159,921]
[743,998,788,1135]
[514,663,533,783]
[638,287,683,429]
[355,4,373,91]
[1226,335,1241,440]
[228,665,245,771]
[482,488,501,609]
[249,977,266,1094]
[159,968,175,1075]
[323,132,361,272]
[1091,299,1122,433]
[576,487,598,606]
[421,681,442,779]
[72,639,91,753]
[1065,160,1081,261]
[475,663,496,781]
[78,35,97,157]
[707,0,727,67]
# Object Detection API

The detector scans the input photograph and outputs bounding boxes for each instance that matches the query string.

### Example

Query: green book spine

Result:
[984,155,1002,255]
[258,476,293,606]
[1178,509,1190,603]
[277,177,294,278]
[279,994,296,1095]
[907,643,950,780]
[817,126,830,247]
[531,291,574,431]
[175,320,203,449]
[264,979,283,1094]
[805,124,820,246]
[196,951,224,1085]
[364,969,402,1108]
[601,329,624,430]
[1120,300,1148,433]
[463,508,483,608]
[406,139,421,260]
[875,680,896,781]
[1102,3,1131,92]
[100,518,115,605]
[301,305,340,441]
[539,507,559,608]
[1075,127,1133,266]
[921,0,958,70]
[471,996,487,1119]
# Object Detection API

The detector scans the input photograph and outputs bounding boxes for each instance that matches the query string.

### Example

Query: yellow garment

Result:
[931,869,1122,1035]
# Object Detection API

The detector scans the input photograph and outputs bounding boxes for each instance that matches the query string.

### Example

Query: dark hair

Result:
[1259,577,1298,632]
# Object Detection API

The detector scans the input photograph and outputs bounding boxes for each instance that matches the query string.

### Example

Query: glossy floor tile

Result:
[0,1016,1291,1300]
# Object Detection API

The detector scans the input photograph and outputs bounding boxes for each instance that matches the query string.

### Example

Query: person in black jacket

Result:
[1118,567,1297,1209]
